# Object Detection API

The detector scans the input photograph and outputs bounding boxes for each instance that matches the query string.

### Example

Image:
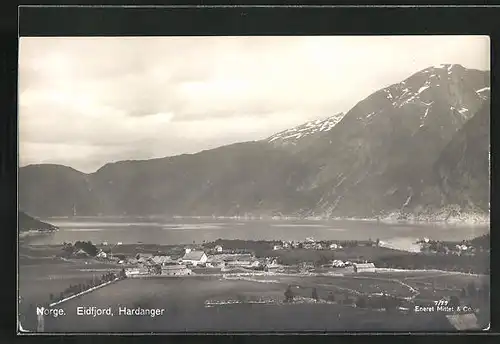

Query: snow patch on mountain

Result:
[267,113,345,145]
[419,107,430,128]
[476,87,490,93]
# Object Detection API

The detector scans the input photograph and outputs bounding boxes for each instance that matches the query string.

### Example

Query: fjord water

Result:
[24,217,489,248]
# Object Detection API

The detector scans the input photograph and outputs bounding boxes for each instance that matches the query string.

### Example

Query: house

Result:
[353,262,376,273]
[96,251,108,259]
[282,242,290,249]
[225,257,259,268]
[75,249,89,257]
[137,253,153,259]
[329,243,343,249]
[315,243,323,250]
[152,255,171,265]
[332,260,345,267]
[211,260,226,268]
[305,237,315,243]
[161,264,192,276]
[182,250,208,266]
[266,258,279,267]
[102,241,108,246]
[273,245,282,251]
[215,245,223,253]
[136,253,154,264]
[127,257,139,265]
[251,260,261,268]
[125,267,149,276]
[352,261,375,272]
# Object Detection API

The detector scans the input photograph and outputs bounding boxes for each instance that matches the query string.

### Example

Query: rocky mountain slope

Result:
[283,64,489,218]
[18,64,490,220]
[407,102,490,220]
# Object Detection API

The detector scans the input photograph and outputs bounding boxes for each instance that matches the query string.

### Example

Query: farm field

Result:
[40,274,487,332]
[18,244,123,331]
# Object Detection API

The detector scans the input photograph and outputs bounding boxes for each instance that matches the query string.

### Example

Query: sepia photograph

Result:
[18,35,490,333]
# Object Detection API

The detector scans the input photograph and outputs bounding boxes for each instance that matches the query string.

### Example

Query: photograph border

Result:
[6,3,499,340]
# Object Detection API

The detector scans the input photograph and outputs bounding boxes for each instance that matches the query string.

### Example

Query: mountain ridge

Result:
[19,64,490,221]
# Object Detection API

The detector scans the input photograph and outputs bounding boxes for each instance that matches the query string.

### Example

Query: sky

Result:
[19,35,490,173]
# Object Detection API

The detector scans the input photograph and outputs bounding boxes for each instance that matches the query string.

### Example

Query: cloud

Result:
[19,36,490,173]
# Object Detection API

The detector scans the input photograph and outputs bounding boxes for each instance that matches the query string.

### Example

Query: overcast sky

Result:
[19,35,490,173]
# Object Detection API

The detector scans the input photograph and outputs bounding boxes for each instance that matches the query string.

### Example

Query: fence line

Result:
[49,278,120,307]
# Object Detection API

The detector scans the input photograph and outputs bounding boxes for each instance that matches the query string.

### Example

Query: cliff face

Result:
[18,65,490,220]
[411,102,490,215]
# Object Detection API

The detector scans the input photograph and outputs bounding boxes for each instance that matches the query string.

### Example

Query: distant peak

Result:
[430,63,464,70]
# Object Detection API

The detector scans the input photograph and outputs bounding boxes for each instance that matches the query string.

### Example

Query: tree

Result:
[376,238,380,247]
[315,254,329,267]
[284,285,294,303]
[356,295,367,308]
[312,288,319,301]
[120,268,127,279]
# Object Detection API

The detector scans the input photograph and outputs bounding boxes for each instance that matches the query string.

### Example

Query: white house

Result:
[305,237,315,243]
[273,245,282,251]
[251,260,261,268]
[215,245,223,253]
[182,250,208,266]
[96,251,108,259]
[353,262,376,273]
[332,260,345,267]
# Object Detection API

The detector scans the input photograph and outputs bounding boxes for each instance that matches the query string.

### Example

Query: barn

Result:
[161,264,192,276]
[353,262,376,273]
[181,250,208,266]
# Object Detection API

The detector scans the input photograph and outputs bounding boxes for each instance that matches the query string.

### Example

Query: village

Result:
[82,237,382,278]
[67,233,489,278]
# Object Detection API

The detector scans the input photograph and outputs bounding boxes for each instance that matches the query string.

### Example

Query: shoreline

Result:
[40,214,490,226]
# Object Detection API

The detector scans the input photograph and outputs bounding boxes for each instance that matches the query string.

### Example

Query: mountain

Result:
[285,64,490,218]
[18,64,490,220]
[88,141,310,216]
[18,211,57,232]
[408,102,490,218]
[267,112,345,147]
[19,164,95,217]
